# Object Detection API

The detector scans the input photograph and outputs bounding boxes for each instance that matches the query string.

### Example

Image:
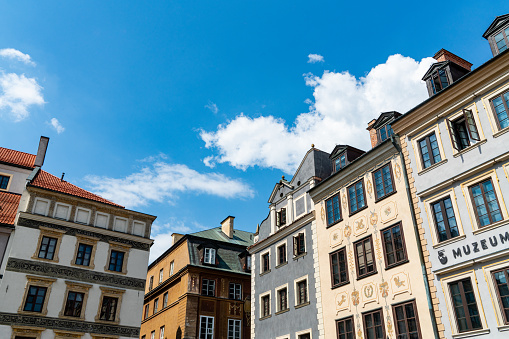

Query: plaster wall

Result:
[0,164,32,194]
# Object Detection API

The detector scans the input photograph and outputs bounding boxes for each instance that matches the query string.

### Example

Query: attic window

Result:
[494,27,509,53]
[276,208,287,227]
[334,153,346,173]
[378,124,394,143]
[204,248,216,265]
[430,68,450,94]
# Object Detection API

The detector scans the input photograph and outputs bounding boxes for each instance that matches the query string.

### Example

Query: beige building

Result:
[308,112,438,339]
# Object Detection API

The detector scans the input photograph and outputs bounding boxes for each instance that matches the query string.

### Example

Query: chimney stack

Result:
[366,119,378,148]
[171,233,184,245]
[433,49,472,71]
[221,216,235,239]
[34,136,49,167]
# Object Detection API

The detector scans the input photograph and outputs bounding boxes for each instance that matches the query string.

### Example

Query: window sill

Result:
[260,315,271,321]
[418,159,448,176]
[453,139,487,158]
[357,270,378,281]
[326,219,343,229]
[493,126,509,138]
[385,259,409,271]
[59,314,85,321]
[70,262,95,270]
[331,281,350,290]
[94,318,120,325]
[276,262,288,269]
[104,269,127,275]
[295,301,310,309]
[30,256,59,264]
[451,328,490,338]
[275,308,289,315]
[498,324,509,332]
[293,252,307,261]
[472,219,508,236]
[349,204,368,218]
[260,269,271,277]
[374,189,398,204]
[432,234,467,249]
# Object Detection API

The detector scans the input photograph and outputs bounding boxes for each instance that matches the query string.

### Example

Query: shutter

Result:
[293,236,298,256]
[446,118,459,150]
[276,211,281,227]
[299,233,305,253]
[210,248,216,264]
[281,208,286,225]
[463,109,480,141]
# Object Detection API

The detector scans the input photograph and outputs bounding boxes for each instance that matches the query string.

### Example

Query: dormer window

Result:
[484,15,509,56]
[276,208,286,227]
[430,68,450,94]
[494,28,509,53]
[204,248,216,264]
[378,124,394,143]
[334,153,347,173]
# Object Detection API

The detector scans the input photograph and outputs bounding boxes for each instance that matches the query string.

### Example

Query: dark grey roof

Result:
[190,227,254,246]
[188,236,249,274]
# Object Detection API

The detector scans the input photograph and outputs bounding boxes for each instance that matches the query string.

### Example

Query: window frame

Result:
[362,308,385,339]
[468,177,503,228]
[430,196,460,243]
[104,241,130,275]
[326,193,342,227]
[391,299,422,339]
[489,88,509,131]
[293,232,306,257]
[259,291,271,319]
[0,172,12,191]
[347,179,367,216]
[294,275,309,307]
[201,278,216,297]
[430,67,450,94]
[32,226,65,263]
[491,267,509,324]
[144,303,150,319]
[19,275,56,316]
[163,292,168,308]
[229,282,242,300]
[153,298,159,314]
[276,241,287,266]
[95,286,125,324]
[159,326,165,339]
[260,250,271,274]
[380,222,408,269]
[199,315,215,339]
[354,235,377,279]
[371,162,396,202]
[227,319,241,339]
[72,235,98,269]
[418,132,442,169]
[276,207,287,227]
[335,316,355,339]
[330,247,349,289]
[377,123,394,143]
[334,152,347,173]
[204,247,217,265]
[275,284,289,313]
[448,278,483,333]
[159,268,164,284]
[59,281,92,320]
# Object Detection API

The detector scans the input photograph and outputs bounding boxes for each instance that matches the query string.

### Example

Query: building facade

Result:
[0,141,156,339]
[392,14,509,338]
[309,112,438,339]
[140,216,253,339]
[249,147,331,339]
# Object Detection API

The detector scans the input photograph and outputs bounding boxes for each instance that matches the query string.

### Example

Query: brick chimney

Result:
[171,233,184,245]
[34,136,50,167]
[433,49,472,71]
[366,119,378,148]
[221,216,235,239]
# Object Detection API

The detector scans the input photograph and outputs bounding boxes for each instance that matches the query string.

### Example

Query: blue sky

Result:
[1,1,507,261]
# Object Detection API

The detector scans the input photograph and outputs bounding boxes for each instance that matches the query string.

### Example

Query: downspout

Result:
[391,134,440,339]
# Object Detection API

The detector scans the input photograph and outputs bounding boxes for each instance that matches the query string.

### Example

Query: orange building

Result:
[140,216,253,339]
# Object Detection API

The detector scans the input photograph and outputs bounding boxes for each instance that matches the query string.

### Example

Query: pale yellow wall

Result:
[314,154,436,339]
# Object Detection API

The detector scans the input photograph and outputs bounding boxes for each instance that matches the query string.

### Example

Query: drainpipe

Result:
[391,134,440,339]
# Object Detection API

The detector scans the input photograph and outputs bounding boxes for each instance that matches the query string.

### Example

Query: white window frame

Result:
[95,212,110,228]
[293,194,307,219]
[259,290,271,318]
[292,229,307,257]
[113,216,128,233]
[159,326,165,339]
[444,104,485,156]
[227,318,241,339]
[199,315,214,339]
[229,282,242,300]
[275,240,287,267]
[133,220,145,237]
[153,298,159,313]
[294,274,309,306]
[74,207,91,225]
[150,330,155,339]
[32,197,50,216]
[410,124,447,174]
[53,202,72,220]
[0,172,13,191]
[170,261,174,276]
[275,283,289,313]
[204,248,216,264]
[159,268,164,284]
[259,248,271,274]
[163,292,168,308]
[295,329,313,339]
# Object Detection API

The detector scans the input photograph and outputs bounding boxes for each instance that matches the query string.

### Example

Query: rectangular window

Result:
[355,236,376,278]
[293,233,305,256]
[381,223,407,268]
[160,326,165,339]
[163,292,168,308]
[469,178,503,227]
[326,193,341,226]
[75,243,93,266]
[495,28,509,53]
[378,124,394,143]
[491,90,509,130]
[335,153,347,172]
[63,291,85,317]
[336,316,355,339]
[261,295,270,317]
[99,296,118,322]
[330,248,349,288]
[54,203,71,220]
[148,276,154,291]
[199,315,214,339]
[298,334,311,339]
[170,261,174,276]
[446,109,480,151]
[431,196,460,242]
[277,244,287,265]
[204,248,216,264]
[262,253,270,273]
[492,267,509,324]
[33,198,49,216]
[296,279,308,305]
[38,236,57,260]
[348,179,366,214]
[228,319,241,339]
[363,308,385,339]
[108,250,125,272]
[159,268,164,284]
[23,286,47,312]
[151,331,155,339]
[419,132,441,169]
[277,288,288,312]
[202,279,216,297]
[113,217,128,233]
[229,282,242,300]
[373,163,394,200]
[133,221,145,236]
[276,208,287,227]
[0,175,9,190]
[393,300,421,339]
[449,278,482,332]
[144,304,149,319]
[430,68,450,94]
[75,207,91,224]
[153,298,159,313]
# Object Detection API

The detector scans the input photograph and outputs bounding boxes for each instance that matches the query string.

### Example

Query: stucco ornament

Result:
[352,290,360,306]
[366,179,373,197]
[390,272,412,299]
[348,250,355,272]
[386,314,394,338]
[335,292,349,311]
[344,225,352,238]
[380,201,398,223]
[380,281,389,298]
[375,238,383,261]
[369,210,378,226]
[353,215,368,237]
[357,328,363,339]
[342,193,347,210]
[330,230,343,248]
[320,203,326,223]
[362,282,378,307]
[394,162,402,182]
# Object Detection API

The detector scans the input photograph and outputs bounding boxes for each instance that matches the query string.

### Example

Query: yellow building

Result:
[308,112,438,339]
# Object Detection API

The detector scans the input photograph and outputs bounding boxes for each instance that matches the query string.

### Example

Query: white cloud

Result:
[149,220,196,262]
[200,54,436,174]
[49,118,65,134]
[205,101,219,114]
[85,161,254,209]
[0,48,35,66]
[0,72,45,121]
[308,54,324,63]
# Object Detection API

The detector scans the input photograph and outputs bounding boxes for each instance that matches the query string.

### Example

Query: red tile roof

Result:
[0,147,36,169]
[0,191,21,225]
[30,170,124,208]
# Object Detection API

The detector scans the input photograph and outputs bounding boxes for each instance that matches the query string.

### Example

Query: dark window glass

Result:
[298,334,311,339]
[99,296,118,321]
[262,253,270,272]
[382,223,407,267]
[201,279,215,296]
[431,197,459,242]
[355,236,376,278]
[495,29,509,53]
[335,154,347,172]
[294,233,305,256]
[75,243,93,266]
[449,278,482,332]
[378,124,393,143]
[278,288,288,311]
[297,280,307,305]
[493,268,509,324]
[431,69,449,94]
[144,304,149,319]
[278,244,287,265]
[148,276,154,291]
[38,236,57,260]
[64,291,84,317]
[199,316,214,339]
[229,283,242,300]
[393,300,421,339]
[470,179,503,227]
[373,164,394,200]
[276,208,287,227]
[262,295,270,317]
[326,194,341,226]
[23,286,47,312]
[419,132,441,169]
[336,316,355,339]
[330,248,349,288]
[348,180,366,214]
[447,109,480,151]
[227,319,241,339]
[363,308,385,339]
[108,250,124,272]
[490,91,509,130]
[0,175,9,189]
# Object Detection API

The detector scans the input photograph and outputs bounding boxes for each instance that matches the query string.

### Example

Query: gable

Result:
[421,61,447,80]
[483,14,509,39]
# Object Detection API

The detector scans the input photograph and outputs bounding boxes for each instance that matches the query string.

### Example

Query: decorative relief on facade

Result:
[189,274,200,293]
[17,217,150,251]
[342,193,347,211]
[344,225,352,238]
[394,161,402,182]
[229,302,242,316]
[366,179,373,198]
[375,238,383,262]
[353,215,368,237]
[380,201,398,224]
[369,210,378,227]
[6,258,145,290]
[335,292,349,312]
[351,290,360,306]
[348,250,355,272]
[0,312,140,337]
[390,272,411,299]
[361,282,378,307]
[379,281,389,298]
[320,202,326,223]
[386,312,394,338]
[330,229,343,248]
[357,327,363,339]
